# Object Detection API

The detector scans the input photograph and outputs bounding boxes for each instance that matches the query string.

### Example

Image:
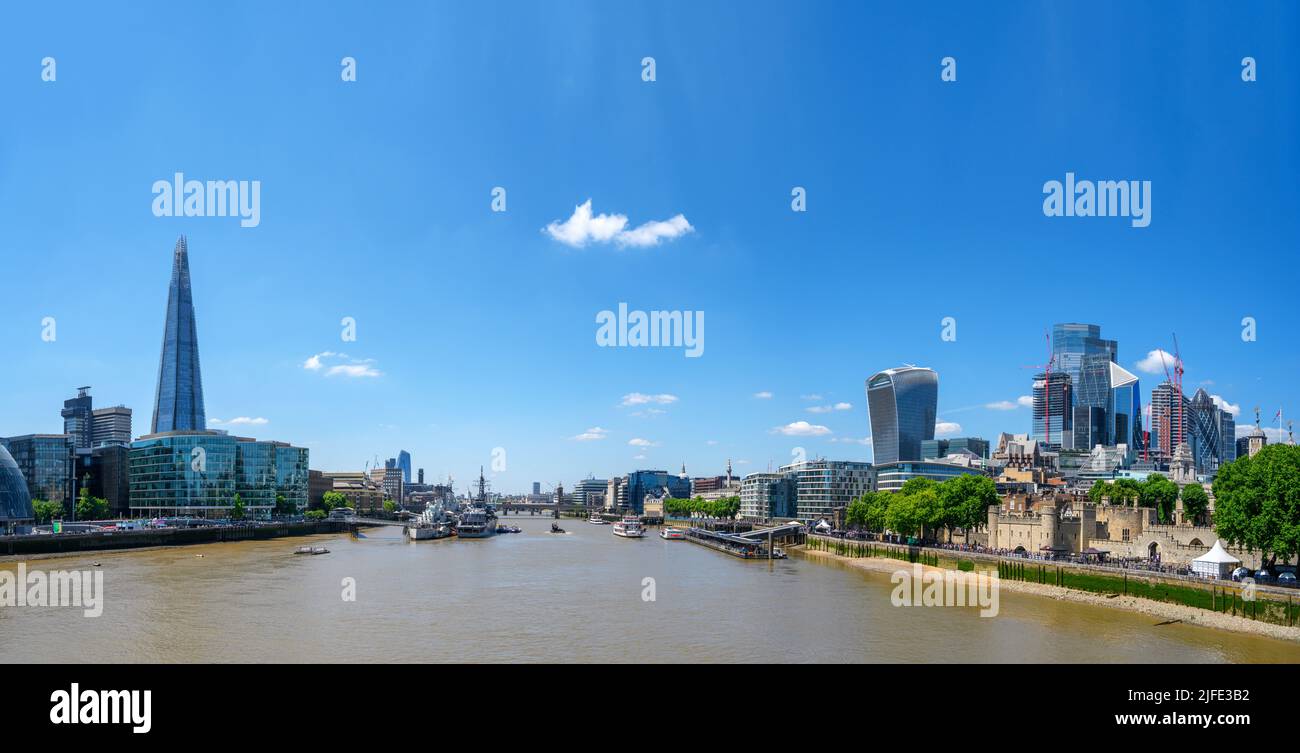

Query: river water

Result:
[3,515,1298,663]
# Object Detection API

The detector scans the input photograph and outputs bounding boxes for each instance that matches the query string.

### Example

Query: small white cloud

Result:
[632,454,647,460]
[753,391,773,399]
[571,427,609,441]
[935,421,962,437]
[772,421,832,437]
[544,199,693,248]
[1017,395,1034,407]
[834,402,852,411]
[621,392,679,407]
[1211,395,1241,417]
[800,394,824,401]
[807,405,832,414]
[831,436,872,445]
[210,416,269,426]
[1135,349,1176,375]
[706,440,719,446]
[304,352,382,378]
[628,438,660,448]
[985,401,1019,411]
[1236,425,1288,443]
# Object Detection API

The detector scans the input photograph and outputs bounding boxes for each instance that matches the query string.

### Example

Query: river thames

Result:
[3,515,1299,663]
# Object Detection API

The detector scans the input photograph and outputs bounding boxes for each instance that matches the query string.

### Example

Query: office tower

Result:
[1032,371,1073,449]
[572,477,609,508]
[1219,410,1236,465]
[739,472,798,521]
[151,236,207,434]
[397,450,412,485]
[1149,381,1190,464]
[866,366,939,464]
[1107,362,1143,455]
[418,468,425,485]
[89,444,131,516]
[532,481,541,496]
[0,444,34,530]
[61,387,94,450]
[1052,324,1118,443]
[92,406,133,446]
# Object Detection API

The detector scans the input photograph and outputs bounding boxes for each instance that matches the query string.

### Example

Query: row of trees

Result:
[844,475,999,541]
[664,495,741,519]
[1212,444,1300,569]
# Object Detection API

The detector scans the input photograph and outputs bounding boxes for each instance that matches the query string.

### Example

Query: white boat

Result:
[587,514,609,525]
[405,499,452,541]
[660,526,685,540]
[612,516,645,538]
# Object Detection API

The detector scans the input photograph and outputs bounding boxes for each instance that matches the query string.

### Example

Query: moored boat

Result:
[612,515,645,538]
[660,526,685,540]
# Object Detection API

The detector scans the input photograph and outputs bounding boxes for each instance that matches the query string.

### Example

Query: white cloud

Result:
[1211,395,1241,417]
[706,440,719,446]
[1236,425,1289,443]
[834,402,852,411]
[772,421,832,437]
[632,454,647,460]
[1135,349,1176,375]
[807,405,832,414]
[571,427,609,441]
[1018,395,1034,407]
[544,199,693,249]
[628,438,660,448]
[304,352,382,378]
[985,401,1019,411]
[209,416,268,426]
[800,394,824,401]
[935,421,962,437]
[621,392,678,407]
[753,391,773,399]
[831,436,872,445]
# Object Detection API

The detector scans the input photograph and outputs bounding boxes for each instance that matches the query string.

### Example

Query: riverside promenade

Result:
[0,520,347,557]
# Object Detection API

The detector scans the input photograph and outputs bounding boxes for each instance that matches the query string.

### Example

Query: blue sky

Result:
[0,1,1296,493]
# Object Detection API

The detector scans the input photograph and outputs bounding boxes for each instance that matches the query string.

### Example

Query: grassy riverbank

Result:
[796,540,1300,644]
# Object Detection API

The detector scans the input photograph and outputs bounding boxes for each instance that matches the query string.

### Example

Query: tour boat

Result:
[660,527,685,540]
[587,513,609,525]
[612,516,645,538]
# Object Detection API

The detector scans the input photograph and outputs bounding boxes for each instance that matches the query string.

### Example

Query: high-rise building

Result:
[61,387,94,450]
[151,236,207,434]
[89,444,131,517]
[0,444,34,531]
[620,470,690,514]
[866,366,938,464]
[572,476,608,508]
[1032,371,1073,449]
[532,481,541,496]
[1107,362,1143,456]
[1052,323,1117,434]
[396,450,412,485]
[1186,388,1236,475]
[1149,381,1190,464]
[92,406,133,447]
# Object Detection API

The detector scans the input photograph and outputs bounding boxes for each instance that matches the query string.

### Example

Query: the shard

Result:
[151,235,207,434]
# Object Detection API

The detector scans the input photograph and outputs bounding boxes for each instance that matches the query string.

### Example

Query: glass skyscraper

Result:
[1031,371,1073,449]
[1052,323,1117,445]
[866,366,938,464]
[151,235,207,434]
[1107,362,1143,454]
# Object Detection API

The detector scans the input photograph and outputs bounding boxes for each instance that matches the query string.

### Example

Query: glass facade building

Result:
[1107,362,1143,455]
[151,236,207,434]
[129,431,309,518]
[778,459,874,521]
[61,387,94,450]
[874,460,982,493]
[1031,372,1073,449]
[739,472,798,521]
[622,470,691,514]
[0,434,73,509]
[1052,323,1118,438]
[0,444,34,528]
[866,366,938,464]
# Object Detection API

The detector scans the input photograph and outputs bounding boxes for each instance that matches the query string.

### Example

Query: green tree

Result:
[863,491,891,532]
[31,499,62,524]
[75,487,109,521]
[320,491,348,512]
[1181,483,1209,525]
[1088,480,1111,505]
[1140,474,1180,523]
[937,474,998,538]
[885,493,919,537]
[1111,478,1142,506]
[845,498,868,529]
[1213,445,1300,568]
[230,494,246,521]
[899,476,937,496]
[382,499,397,513]
[273,493,298,517]
[304,509,326,521]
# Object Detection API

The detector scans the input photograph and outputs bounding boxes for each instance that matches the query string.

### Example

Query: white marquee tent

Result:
[1191,540,1241,579]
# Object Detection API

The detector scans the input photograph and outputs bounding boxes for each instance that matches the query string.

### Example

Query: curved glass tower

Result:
[866,366,938,464]
[151,236,207,434]
[0,444,34,526]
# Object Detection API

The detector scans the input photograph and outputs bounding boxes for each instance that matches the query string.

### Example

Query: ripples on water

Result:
[2,516,1298,663]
